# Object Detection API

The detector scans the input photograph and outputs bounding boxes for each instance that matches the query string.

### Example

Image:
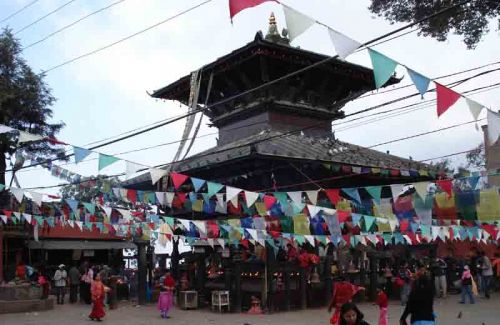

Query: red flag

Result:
[171,172,189,190]
[324,189,341,205]
[436,179,453,198]
[229,0,276,20]
[436,83,461,117]
[263,194,277,210]
[127,189,137,203]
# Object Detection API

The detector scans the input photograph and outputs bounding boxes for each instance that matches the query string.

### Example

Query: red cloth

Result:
[229,0,276,19]
[164,275,175,288]
[330,281,363,324]
[15,265,26,279]
[298,252,310,268]
[376,291,388,308]
[89,296,105,319]
[286,246,298,261]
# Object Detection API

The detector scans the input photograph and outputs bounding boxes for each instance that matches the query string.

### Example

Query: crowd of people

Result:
[327,250,498,325]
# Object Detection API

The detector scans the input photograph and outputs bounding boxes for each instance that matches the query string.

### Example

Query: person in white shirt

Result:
[53,264,68,304]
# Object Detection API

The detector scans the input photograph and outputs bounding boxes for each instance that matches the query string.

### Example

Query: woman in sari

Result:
[89,273,109,321]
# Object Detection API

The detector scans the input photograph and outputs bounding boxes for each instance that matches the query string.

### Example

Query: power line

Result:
[418,148,480,162]
[0,0,39,24]
[14,0,78,35]
[11,0,474,174]
[41,0,214,73]
[22,0,127,51]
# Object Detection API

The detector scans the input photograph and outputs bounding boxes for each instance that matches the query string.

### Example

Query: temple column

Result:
[137,242,147,305]
[324,256,333,304]
[369,255,379,301]
[196,255,206,306]
[234,261,242,312]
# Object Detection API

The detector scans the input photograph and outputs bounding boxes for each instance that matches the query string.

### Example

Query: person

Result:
[53,264,68,305]
[68,264,81,303]
[38,273,50,299]
[157,272,175,319]
[15,261,26,281]
[459,265,475,304]
[430,256,447,298]
[383,265,393,298]
[375,287,388,325]
[328,276,365,324]
[339,302,370,325]
[286,243,298,261]
[89,273,109,321]
[397,263,412,306]
[400,263,435,325]
[247,295,262,314]
[81,265,94,304]
[479,251,493,298]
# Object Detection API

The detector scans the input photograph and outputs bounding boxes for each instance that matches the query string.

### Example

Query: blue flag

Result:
[73,146,92,164]
[407,68,431,98]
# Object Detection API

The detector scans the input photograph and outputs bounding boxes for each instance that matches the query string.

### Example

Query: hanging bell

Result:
[310,270,321,284]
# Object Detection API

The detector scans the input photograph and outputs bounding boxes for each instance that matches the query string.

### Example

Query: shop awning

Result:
[28,240,137,250]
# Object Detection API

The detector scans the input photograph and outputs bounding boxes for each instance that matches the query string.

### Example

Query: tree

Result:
[369,0,500,49]
[0,29,65,190]
[60,175,121,202]
[465,143,485,169]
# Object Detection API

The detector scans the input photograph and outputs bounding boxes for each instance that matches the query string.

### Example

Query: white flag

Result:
[466,98,483,121]
[413,182,429,200]
[155,192,166,206]
[328,28,361,59]
[487,109,500,145]
[192,220,207,235]
[149,168,168,185]
[304,235,316,246]
[226,186,241,207]
[389,184,405,201]
[0,124,15,134]
[23,213,32,224]
[287,191,303,206]
[282,5,315,41]
[305,190,318,205]
[10,187,25,203]
[165,192,175,207]
[18,131,44,143]
[102,206,113,217]
[126,161,145,179]
[244,191,259,208]
[30,191,43,207]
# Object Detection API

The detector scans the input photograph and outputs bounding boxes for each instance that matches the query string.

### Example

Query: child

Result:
[339,302,370,325]
[157,272,175,319]
[247,296,262,314]
[459,265,475,304]
[375,288,388,325]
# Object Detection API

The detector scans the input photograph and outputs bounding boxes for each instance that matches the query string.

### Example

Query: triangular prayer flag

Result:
[414,182,429,200]
[328,28,361,59]
[98,154,120,171]
[282,5,315,41]
[155,192,166,205]
[102,206,113,217]
[341,188,361,204]
[170,172,188,189]
[225,186,241,207]
[125,161,144,179]
[365,186,382,205]
[407,68,431,98]
[190,177,206,192]
[29,191,43,207]
[83,202,95,214]
[305,190,318,205]
[486,109,500,145]
[287,191,303,206]
[263,195,277,210]
[363,215,375,231]
[0,184,4,191]
[351,213,362,226]
[207,181,224,197]
[368,49,398,89]
[149,168,168,185]
[10,187,24,203]
[23,213,32,224]
[436,179,453,198]
[244,191,259,208]
[389,184,405,201]
[435,83,461,117]
[73,146,92,164]
[65,199,79,214]
[465,98,483,121]
[229,0,276,20]
[325,189,341,205]
[467,176,480,190]
[18,131,44,143]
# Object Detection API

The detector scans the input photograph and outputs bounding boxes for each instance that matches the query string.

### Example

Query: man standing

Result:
[480,252,493,299]
[53,264,68,304]
[68,264,81,303]
[431,256,447,298]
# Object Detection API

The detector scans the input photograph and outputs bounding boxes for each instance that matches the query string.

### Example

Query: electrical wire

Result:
[0,0,39,24]
[22,0,127,51]
[14,0,78,35]
[41,0,214,73]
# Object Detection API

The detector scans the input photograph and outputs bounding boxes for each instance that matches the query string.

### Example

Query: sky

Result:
[2,0,500,196]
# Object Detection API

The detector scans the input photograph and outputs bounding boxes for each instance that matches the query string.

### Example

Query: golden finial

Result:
[269,12,276,25]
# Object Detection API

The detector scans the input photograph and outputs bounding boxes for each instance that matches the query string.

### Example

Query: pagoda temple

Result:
[123,15,438,312]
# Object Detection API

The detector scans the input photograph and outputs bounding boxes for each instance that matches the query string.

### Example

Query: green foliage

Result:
[60,175,120,202]
[369,0,500,49]
[465,143,485,169]
[0,28,65,185]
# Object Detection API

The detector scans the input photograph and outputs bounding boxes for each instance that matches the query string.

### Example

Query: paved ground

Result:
[1,294,498,324]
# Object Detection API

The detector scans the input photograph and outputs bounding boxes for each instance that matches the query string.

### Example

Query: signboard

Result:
[83,250,95,257]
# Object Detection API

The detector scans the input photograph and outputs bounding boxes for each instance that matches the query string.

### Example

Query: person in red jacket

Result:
[375,287,388,325]
[328,276,365,324]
